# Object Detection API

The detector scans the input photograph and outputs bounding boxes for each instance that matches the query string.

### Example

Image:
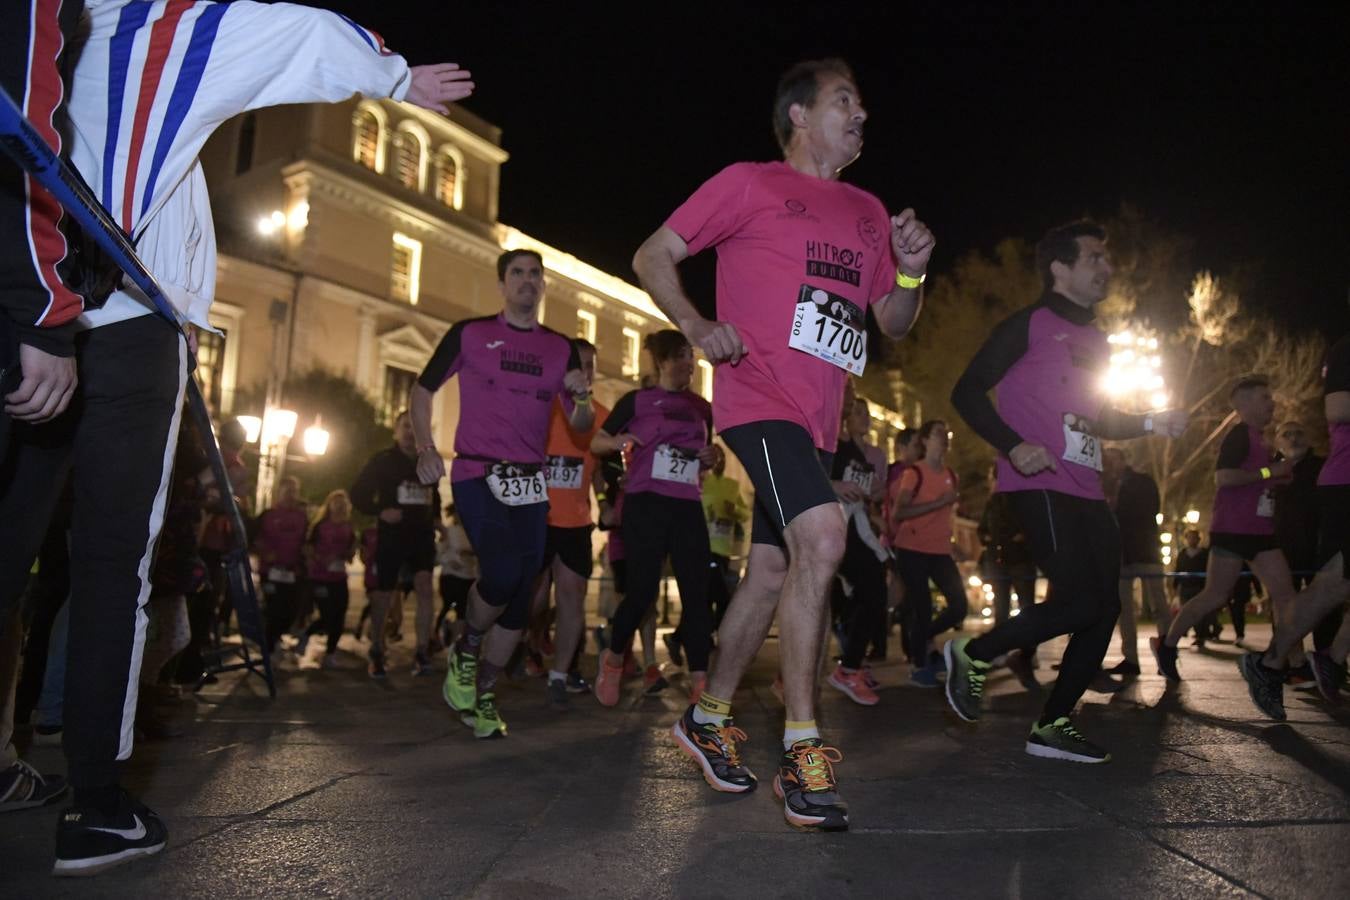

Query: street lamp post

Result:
[239,409,331,510]
[255,407,297,511]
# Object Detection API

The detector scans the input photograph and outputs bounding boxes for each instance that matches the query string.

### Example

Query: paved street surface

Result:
[4,622,1348,898]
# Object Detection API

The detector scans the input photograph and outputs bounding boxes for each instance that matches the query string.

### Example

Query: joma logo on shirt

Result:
[500,349,544,376]
[804,240,864,287]
[1067,343,1100,371]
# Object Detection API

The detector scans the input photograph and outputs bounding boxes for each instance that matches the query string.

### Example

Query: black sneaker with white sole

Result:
[53,790,168,877]
[1025,717,1111,763]
[1237,652,1287,721]
[0,759,68,813]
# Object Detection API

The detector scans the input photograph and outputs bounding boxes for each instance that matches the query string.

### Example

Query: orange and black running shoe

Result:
[671,705,756,793]
[773,738,848,831]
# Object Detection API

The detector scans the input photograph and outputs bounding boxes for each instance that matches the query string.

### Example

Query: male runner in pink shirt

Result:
[411,249,592,739]
[632,58,933,831]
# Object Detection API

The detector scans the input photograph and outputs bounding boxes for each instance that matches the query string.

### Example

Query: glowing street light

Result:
[236,415,262,444]
[256,209,285,237]
[1185,509,1201,524]
[1103,326,1168,412]
[261,408,298,446]
[303,417,330,456]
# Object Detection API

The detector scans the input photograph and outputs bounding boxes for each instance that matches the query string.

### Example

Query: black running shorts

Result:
[1210,531,1279,563]
[721,420,836,549]
[374,527,436,591]
[544,525,594,579]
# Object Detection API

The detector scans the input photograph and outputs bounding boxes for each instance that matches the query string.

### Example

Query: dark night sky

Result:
[324,0,1349,335]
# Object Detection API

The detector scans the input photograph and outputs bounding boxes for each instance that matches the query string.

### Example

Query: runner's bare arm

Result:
[633,227,746,364]
[563,369,595,431]
[1096,407,1187,440]
[410,384,445,486]
[873,209,935,339]
[590,429,641,457]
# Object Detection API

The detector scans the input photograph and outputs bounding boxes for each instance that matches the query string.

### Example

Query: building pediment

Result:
[378,322,437,371]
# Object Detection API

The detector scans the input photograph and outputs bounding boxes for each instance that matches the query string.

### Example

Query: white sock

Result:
[783,721,819,750]
[691,705,721,726]
[548,670,566,683]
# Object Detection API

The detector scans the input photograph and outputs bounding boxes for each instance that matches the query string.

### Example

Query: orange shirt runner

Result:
[891,462,958,555]
[543,396,609,528]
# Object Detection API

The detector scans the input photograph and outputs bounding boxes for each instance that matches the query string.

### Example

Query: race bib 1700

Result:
[486,463,548,507]
[652,444,699,486]
[1061,413,1102,471]
[788,284,867,374]
[543,454,584,490]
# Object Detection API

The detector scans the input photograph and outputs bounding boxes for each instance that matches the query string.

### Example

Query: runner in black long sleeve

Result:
[946,221,1187,763]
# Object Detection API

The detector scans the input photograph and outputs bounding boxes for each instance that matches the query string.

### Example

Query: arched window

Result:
[434,145,465,209]
[353,110,380,170]
[352,107,381,171]
[393,124,426,191]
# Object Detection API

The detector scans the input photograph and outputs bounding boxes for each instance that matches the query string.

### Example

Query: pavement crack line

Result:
[1049,787,1273,899]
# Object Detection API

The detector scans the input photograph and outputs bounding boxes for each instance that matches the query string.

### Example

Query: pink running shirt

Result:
[418,314,581,483]
[665,162,898,451]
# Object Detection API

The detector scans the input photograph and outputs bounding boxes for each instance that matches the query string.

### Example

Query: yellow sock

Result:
[693,691,732,724]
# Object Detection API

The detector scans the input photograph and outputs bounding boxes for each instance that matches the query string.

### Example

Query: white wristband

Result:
[1143,415,1154,434]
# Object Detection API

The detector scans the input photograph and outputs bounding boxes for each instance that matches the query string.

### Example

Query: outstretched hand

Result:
[406,63,475,113]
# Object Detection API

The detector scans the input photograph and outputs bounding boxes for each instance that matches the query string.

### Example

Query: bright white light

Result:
[1010,592,1019,603]
[236,415,262,444]
[1147,338,1159,350]
[981,607,992,618]
[1118,348,1136,363]
[1150,355,1162,369]
[1148,374,1165,390]
[1160,532,1173,544]
[1010,608,1021,617]
[1150,391,1169,409]
[262,408,297,446]
[303,423,330,456]
[256,209,285,237]
[1185,509,1200,524]
[287,200,309,231]
[1155,513,1165,525]
[968,576,982,588]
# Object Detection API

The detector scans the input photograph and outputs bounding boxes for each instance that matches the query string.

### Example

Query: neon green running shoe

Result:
[1025,717,1110,763]
[943,636,991,722]
[443,646,477,713]
[463,692,507,740]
